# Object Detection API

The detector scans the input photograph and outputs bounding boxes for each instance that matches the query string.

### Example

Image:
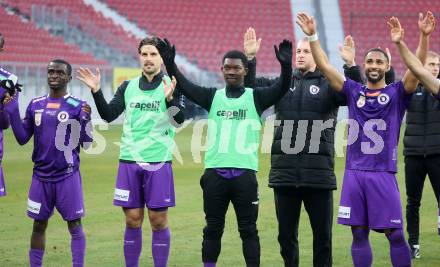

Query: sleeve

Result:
[253,64,292,115]
[6,97,34,145]
[330,84,348,107]
[0,109,9,130]
[396,80,413,110]
[340,78,360,107]
[436,79,440,101]
[79,101,93,148]
[244,57,279,88]
[165,89,185,126]
[166,64,217,111]
[91,82,127,123]
[385,66,396,85]
[343,65,364,83]
[244,58,257,88]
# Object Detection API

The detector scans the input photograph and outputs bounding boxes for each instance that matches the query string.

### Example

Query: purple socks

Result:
[124,226,143,267]
[69,224,86,267]
[351,228,372,267]
[152,227,170,267]
[203,262,216,267]
[386,229,411,267]
[29,249,44,267]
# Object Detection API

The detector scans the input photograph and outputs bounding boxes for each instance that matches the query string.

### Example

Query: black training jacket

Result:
[245,59,346,189]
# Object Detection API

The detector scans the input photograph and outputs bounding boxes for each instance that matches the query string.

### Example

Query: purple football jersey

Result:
[21,94,92,181]
[0,110,10,160]
[342,79,412,172]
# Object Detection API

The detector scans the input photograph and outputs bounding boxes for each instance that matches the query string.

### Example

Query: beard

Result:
[365,70,385,84]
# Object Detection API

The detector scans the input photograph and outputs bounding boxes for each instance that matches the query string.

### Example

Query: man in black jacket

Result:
[403,50,440,259]
[243,27,346,267]
[339,33,440,259]
[157,37,293,267]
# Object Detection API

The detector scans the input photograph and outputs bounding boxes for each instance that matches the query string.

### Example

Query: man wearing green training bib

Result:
[77,36,185,267]
[158,38,292,267]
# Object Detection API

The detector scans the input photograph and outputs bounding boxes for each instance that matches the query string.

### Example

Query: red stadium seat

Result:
[105,0,295,74]
[339,0,440,77]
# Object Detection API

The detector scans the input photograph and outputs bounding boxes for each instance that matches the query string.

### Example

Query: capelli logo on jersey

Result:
[130,101,161,111]
[216,109,248,120]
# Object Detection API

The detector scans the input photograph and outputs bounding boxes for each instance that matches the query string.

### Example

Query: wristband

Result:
[307,33,318,42]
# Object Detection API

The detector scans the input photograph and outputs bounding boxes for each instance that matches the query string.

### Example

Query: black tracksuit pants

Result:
[274,187,333,267]
[405,155,440,246]
[200,169,260,267]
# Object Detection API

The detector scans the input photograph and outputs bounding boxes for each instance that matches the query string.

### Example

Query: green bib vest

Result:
[205,88,262,171]
[120,76,175,162]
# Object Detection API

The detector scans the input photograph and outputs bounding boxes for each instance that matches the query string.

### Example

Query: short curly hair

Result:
[138,36,160,54]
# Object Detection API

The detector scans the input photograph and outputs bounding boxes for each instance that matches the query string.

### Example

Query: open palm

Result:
[388,17,404,43]
[296,12,316,36]
[339,35,355,65]
[164,76,177,102]
[418,11,436,36]
[243,27,262,58]
[76,67,101,93]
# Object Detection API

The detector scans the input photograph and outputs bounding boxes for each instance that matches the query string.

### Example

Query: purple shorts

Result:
[27,171,85,221]
[338,169,403,230]
[113,162,175,209]
[0,165,5,197]
[438,205,440,235]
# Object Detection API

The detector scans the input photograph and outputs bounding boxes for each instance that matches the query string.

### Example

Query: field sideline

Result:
[0,124,438,266]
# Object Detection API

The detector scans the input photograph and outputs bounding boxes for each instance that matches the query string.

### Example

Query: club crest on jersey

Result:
[57,111,69,122]
[357,95,366,108]
[378,93,390,105]
[309,85,320,95]
[34,110,43,126]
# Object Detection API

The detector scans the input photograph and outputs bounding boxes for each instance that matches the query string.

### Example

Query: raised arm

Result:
[340,35,364,83]
[157,38,217,111]
[296,12,344,91]
[253,40,292,113]
[3,93,33,145]
[242,28,279,88]
[163,77,186,126]
[77,67,125,122]
[391,13,439,94]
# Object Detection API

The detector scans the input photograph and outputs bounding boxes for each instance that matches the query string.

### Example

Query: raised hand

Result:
[296,12,317,36]
[156,38,176,67]
[274,39,293,67]
[418,11,436,36]
[164,76,177,102]
[388,17,404,44]
[76,67,101,93]
[243,27,262,59]
[339,35,356,66]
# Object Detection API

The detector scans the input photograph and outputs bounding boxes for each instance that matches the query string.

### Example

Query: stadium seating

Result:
[339,0,440,77]
[106,0,295,74]
[0,7,106,65]
[2,0,141,63]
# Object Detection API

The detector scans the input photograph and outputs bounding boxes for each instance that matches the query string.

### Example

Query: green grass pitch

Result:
[0,124,438,266]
